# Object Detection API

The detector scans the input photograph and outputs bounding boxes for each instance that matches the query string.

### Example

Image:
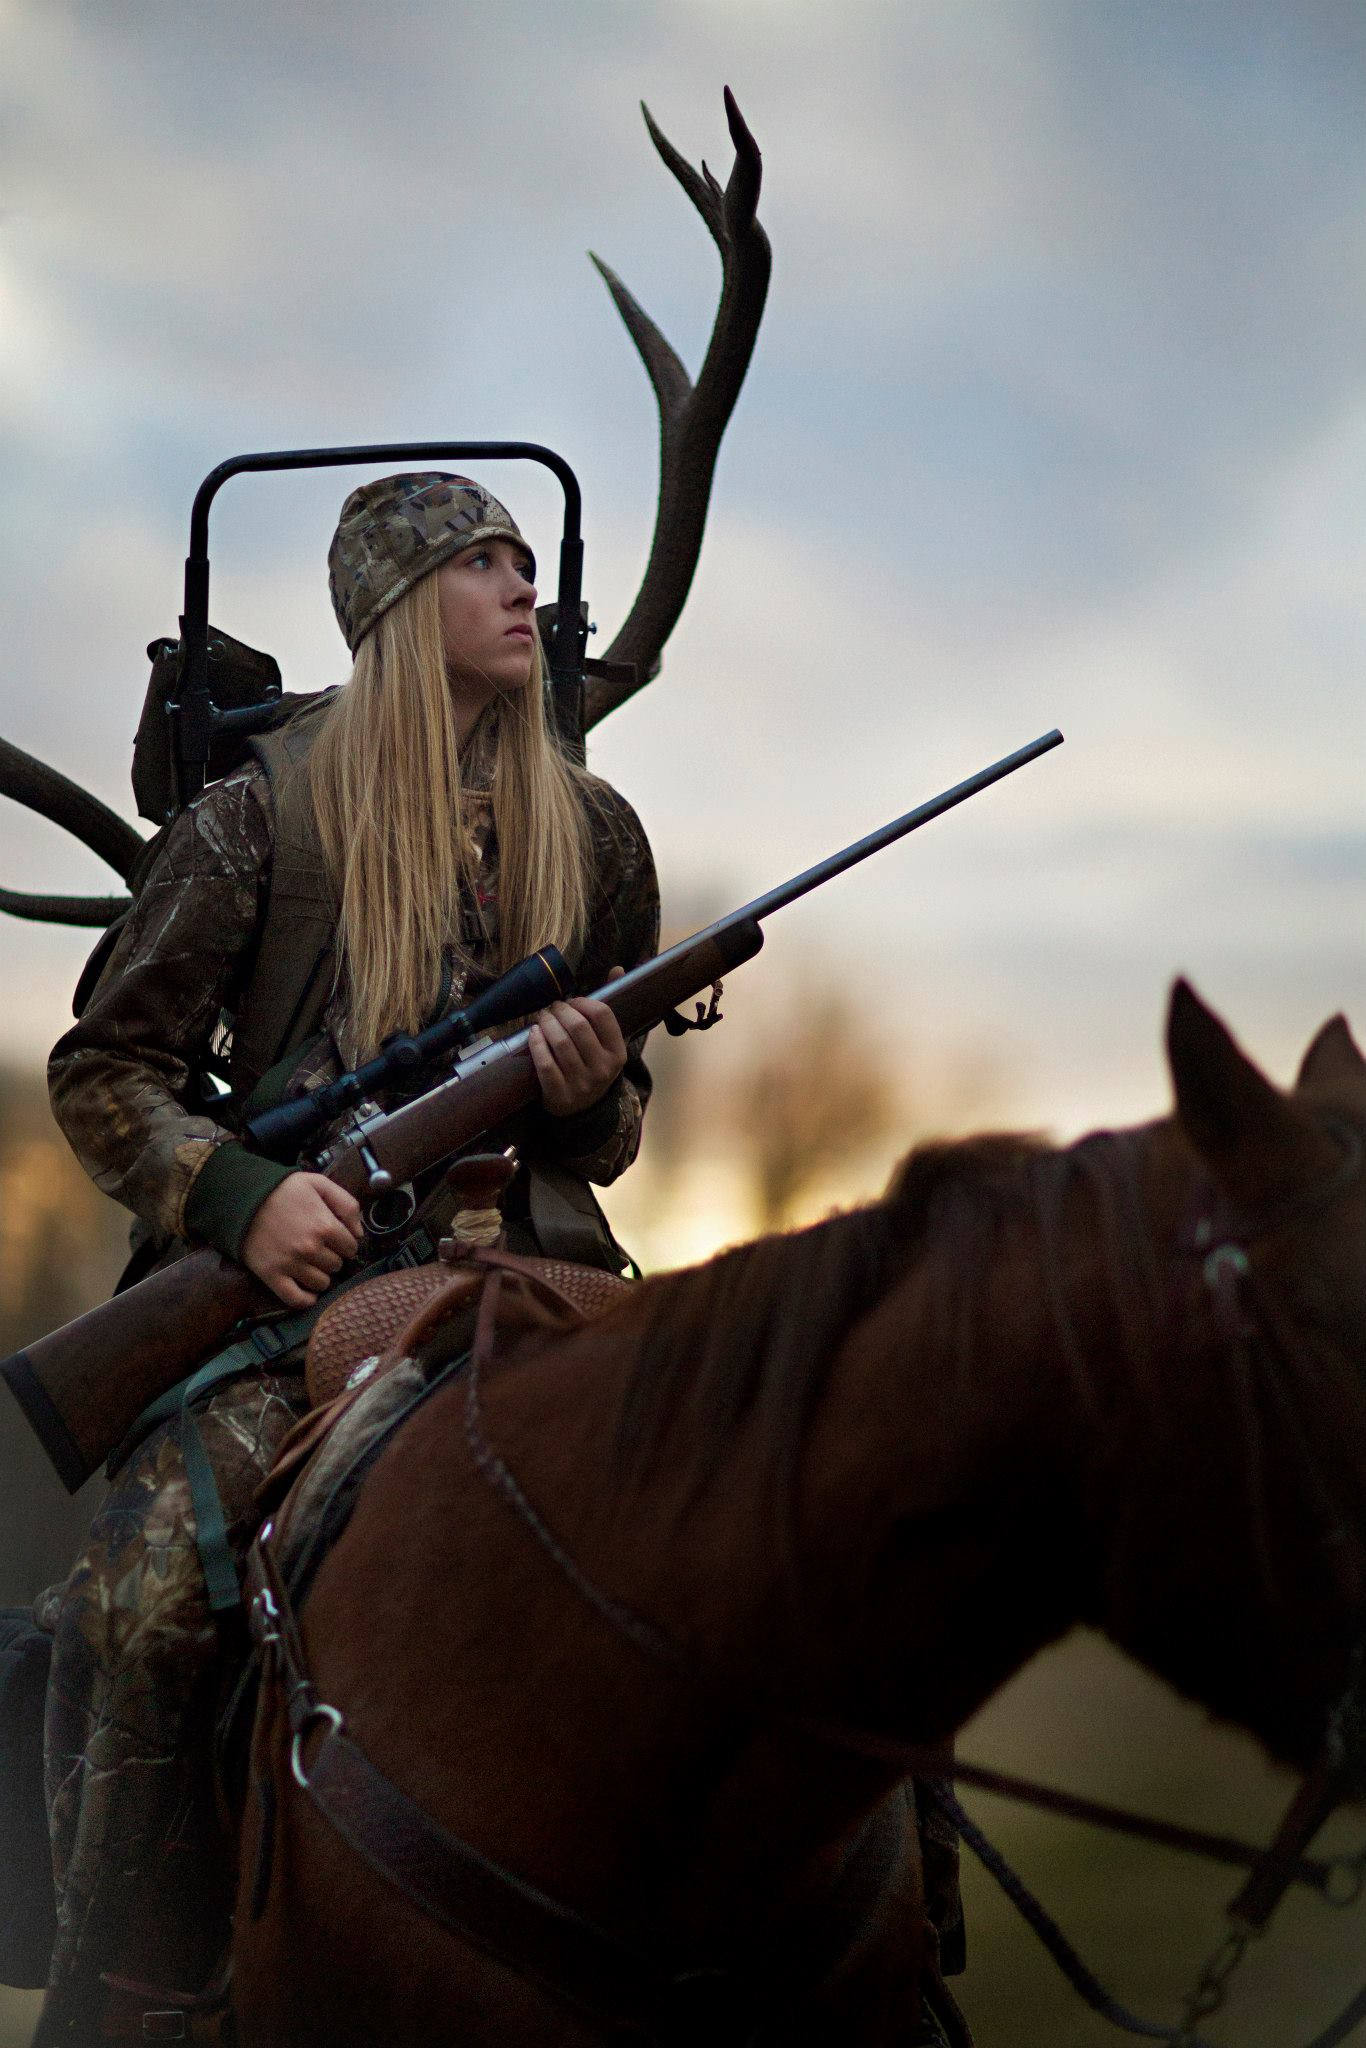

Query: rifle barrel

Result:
[601,727,1063,1006]
[741,727,1063,924]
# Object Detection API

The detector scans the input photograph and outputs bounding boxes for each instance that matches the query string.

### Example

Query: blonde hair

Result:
[306,571,591,1057]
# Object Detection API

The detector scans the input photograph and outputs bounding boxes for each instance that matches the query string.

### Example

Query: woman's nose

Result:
[506,566,537,607]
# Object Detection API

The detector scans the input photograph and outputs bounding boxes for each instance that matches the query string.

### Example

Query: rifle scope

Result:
[244,944,573,1165]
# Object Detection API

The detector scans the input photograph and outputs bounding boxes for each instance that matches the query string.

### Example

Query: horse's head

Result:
[1168,976,1366,1349]
[1131,981,1366,1763]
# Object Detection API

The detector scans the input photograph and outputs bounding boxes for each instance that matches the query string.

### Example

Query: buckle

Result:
[250,1321,291,1360]
[291,1701,344,1788]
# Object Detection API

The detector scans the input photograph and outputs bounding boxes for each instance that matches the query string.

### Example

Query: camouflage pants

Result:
[35,1368,307,2031]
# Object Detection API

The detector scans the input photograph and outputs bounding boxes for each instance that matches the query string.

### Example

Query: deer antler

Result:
[585,87,770,730]
[0,736,141,926]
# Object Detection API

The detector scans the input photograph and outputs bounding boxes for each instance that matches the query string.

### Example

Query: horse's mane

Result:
[610,1110,1365,1751]
[615,1130,1054,1504]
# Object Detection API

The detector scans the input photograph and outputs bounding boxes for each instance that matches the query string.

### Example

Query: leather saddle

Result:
[258,1154,633,1521]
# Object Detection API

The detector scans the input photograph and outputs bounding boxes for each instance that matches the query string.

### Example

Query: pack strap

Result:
[178,1316,319,1615]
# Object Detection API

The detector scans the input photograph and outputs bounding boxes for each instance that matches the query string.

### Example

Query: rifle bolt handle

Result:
[355,1136,393,1194]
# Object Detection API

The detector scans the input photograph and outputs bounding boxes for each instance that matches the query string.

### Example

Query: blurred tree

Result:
[731,990,896,1230]
[0,1068,126,1604]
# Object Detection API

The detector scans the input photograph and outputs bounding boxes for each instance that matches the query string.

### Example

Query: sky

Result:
[2,0,1365,1170]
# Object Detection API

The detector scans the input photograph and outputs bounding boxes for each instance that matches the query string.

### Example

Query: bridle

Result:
[248,1121,1366,2046]
[1161,1113,1366,2043]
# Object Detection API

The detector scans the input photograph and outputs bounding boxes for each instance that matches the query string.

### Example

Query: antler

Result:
[584,87,770,730]
[0,736,141,926]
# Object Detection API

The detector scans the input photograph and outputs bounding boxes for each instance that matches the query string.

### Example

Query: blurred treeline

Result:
[599,914,944,1275]
[0,1066,123,1608]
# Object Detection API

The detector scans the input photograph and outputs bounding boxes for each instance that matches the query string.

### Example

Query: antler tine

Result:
[0,738,145,882]
[0,886,131,928]
[588,254,691,415]
[640,102,725,239]
[0,734,146,927]
[718,84,763,229]
[585,88,771,730]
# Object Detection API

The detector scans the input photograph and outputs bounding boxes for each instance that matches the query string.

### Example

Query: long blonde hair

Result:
[306,570,591,1056]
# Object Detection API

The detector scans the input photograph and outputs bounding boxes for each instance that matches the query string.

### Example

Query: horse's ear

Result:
[1296,1015,1366,1091]
[1166,979,1336,1189]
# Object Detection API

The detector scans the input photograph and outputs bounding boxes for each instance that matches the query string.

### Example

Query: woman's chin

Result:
[446,662,534,710]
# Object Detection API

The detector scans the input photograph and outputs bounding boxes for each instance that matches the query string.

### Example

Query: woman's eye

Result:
[516,559,535,583]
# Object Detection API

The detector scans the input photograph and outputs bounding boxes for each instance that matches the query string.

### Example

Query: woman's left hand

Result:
[528,970,627,1117]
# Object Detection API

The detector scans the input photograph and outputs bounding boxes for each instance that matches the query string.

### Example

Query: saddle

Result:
[255,1212,630,1540]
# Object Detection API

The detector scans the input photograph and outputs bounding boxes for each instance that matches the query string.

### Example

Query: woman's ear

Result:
[1166,979,1338,1195]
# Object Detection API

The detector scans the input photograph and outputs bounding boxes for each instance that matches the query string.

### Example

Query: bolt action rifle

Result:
[2,730,1062,1493]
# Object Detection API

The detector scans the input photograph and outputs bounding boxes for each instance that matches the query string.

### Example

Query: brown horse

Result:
[232,981,1366,2045]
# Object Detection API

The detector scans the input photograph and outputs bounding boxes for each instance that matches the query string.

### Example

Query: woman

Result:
[37,472,659,2043]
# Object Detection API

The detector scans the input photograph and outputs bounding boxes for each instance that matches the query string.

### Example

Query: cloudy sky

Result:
[2,0,1365,1157]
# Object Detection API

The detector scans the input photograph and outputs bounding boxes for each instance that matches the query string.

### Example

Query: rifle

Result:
[3,729,1062,1492]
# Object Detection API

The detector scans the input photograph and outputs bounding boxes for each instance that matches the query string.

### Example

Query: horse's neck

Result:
[789,1125,1356,1761]
[787,1168,1094,1743]
[491,1122,1356,1770]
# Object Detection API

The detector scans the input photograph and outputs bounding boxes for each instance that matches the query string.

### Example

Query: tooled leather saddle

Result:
[258,1230,632,1528]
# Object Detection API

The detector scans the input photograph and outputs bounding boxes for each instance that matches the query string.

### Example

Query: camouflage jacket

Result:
[48,718,659,1261]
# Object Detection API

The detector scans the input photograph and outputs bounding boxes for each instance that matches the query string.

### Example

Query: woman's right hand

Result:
[241,1172,365,1307]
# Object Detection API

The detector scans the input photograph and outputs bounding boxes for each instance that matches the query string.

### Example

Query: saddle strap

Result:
[245,1531,905,2044]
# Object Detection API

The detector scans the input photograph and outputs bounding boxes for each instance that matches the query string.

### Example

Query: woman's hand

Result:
[528,970,627,1118]
[241,1171,365,1308]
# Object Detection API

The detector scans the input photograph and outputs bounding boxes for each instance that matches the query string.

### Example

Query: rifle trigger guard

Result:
[664,981,724,1036]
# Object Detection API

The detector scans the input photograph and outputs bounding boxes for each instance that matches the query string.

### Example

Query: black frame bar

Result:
[174,440,585,807]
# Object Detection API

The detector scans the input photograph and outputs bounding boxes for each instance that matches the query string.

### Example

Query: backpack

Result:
[74,631,341,1104]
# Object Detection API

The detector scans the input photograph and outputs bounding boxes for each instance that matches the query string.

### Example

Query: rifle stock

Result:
[3,1254,269,1494]
[2,730,1060,1492]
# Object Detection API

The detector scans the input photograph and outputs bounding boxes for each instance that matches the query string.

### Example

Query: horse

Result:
[231,980,1366,2045]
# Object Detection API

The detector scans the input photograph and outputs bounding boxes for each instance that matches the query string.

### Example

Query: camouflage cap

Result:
[327,471,533,652]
